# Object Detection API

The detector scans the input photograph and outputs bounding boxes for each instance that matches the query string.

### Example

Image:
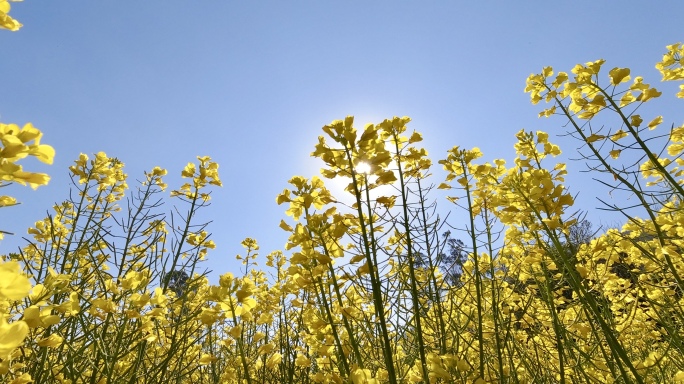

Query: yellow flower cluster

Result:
[69,152,127,200]
[0,123,54,191]
[0,0,21,31]
[0,122,55,239]
[171,156,222,201]
[656,42,684,98]
[525,60,663,121]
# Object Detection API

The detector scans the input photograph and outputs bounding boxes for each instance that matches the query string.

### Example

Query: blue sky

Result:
[2,1,683,280]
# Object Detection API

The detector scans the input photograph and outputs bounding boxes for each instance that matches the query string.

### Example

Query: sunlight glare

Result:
[356,161,371,174]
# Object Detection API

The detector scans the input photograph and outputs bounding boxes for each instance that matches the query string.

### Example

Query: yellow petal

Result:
[30,144,55,164]
[0,261,31,300]
[36,333,63,348]
[648,116,663,130]
[0,318,28,358]
[0,195,16,207]
[408,131,422,144]
[608,67,631,85]
[584,133,605,144]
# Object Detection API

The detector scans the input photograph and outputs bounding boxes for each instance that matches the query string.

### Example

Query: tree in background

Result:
[413,231,467,287]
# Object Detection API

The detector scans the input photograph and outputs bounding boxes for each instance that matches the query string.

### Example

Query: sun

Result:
[355,161,371,175]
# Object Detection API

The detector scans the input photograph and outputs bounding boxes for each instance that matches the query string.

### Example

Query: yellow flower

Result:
[0,122,54,187]
[0,261,31,300]
[585,134,605,144]
[9,373,33,384]
[647,115,663,130]
[0,195,16,207]
[198,353,217,366]
[351,368,378,384]
[620,91,636,107]
[295,353,311,367]
[610,130,628,141]
[674,370,684,383]
[608,67,631,85]
[181,162,196,178]
[266,353,282,369]
[22,306,42,328]
[0,0,22,31]
[656,42,684,82]
[456,359,470,372]
[0,316,28,358]
[219,272,234,288]
[199,307,219,325]
[0,123,55,164]
[150,287,168,307]
[37,333,64,348]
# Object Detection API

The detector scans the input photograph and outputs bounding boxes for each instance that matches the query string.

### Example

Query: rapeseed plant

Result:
[3,12,684,382]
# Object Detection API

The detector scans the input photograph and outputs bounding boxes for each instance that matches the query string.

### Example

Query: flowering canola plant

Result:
[3,14,684,382]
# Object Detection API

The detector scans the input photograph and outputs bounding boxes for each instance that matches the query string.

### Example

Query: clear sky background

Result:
[1,1,683,281]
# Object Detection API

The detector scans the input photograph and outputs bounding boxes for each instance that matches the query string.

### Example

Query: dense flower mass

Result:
[2,18,684,383]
